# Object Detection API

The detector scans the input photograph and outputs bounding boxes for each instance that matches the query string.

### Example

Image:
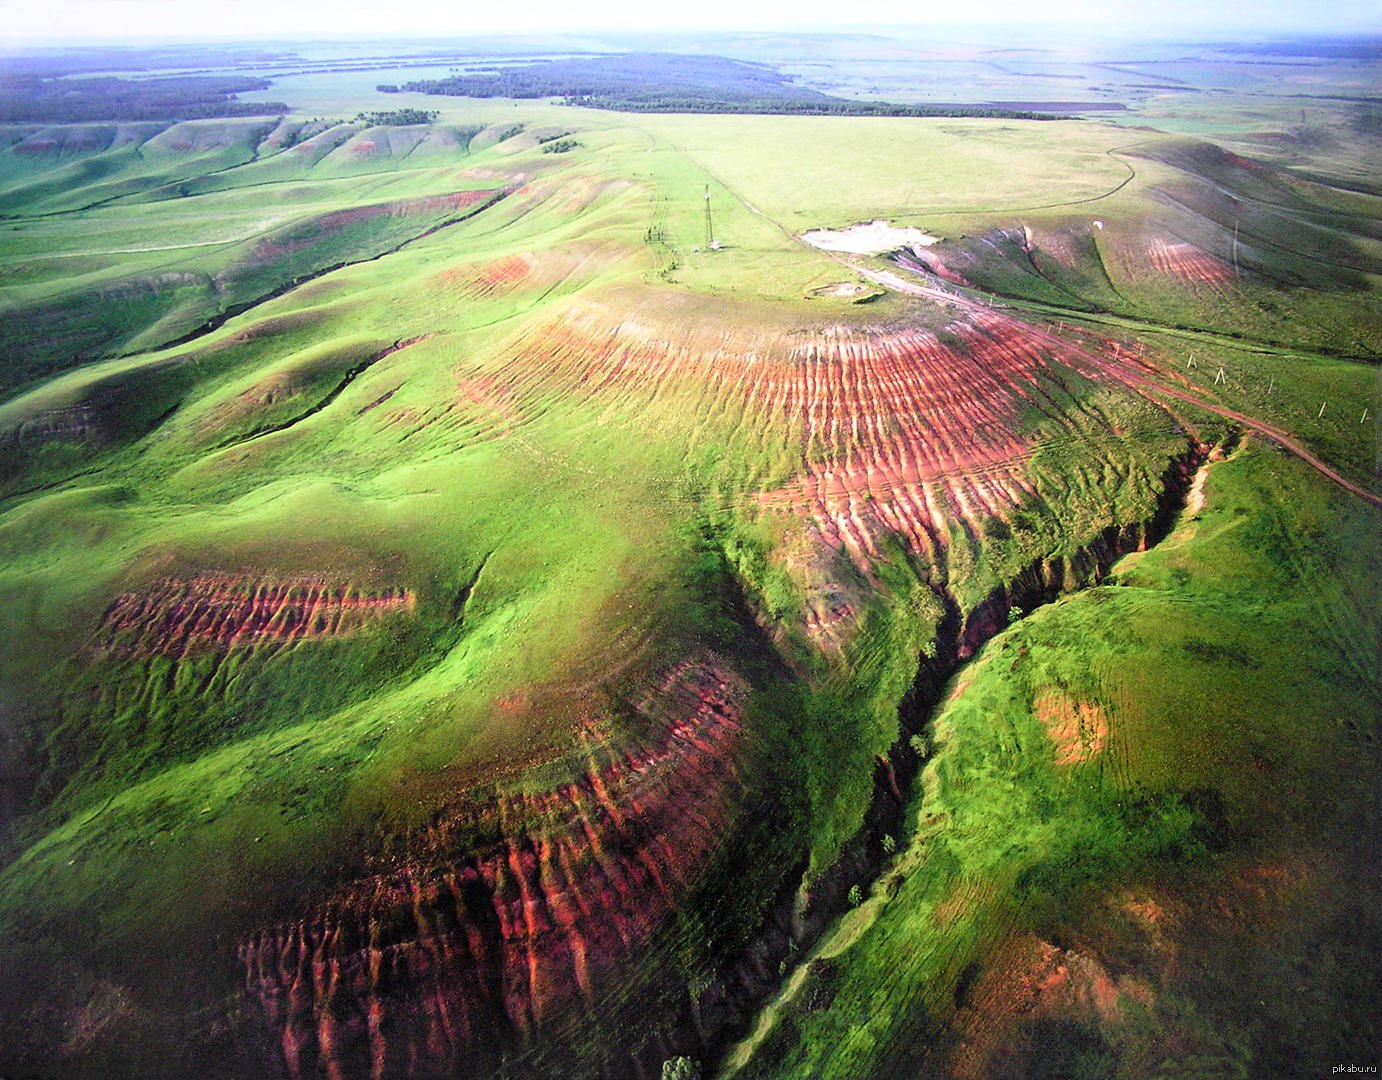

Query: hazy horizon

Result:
[3,0,1379,48]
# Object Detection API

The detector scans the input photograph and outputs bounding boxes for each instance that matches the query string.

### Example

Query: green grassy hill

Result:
[0,48,1377,1080]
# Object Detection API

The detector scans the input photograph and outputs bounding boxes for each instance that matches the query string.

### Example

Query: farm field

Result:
[0,29,1378,1080]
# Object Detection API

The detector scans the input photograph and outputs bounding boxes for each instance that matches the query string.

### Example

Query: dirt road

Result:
[852,265,1382,511]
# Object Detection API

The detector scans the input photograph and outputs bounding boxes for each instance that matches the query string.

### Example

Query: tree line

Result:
[386,53,1053,120]
[0,74,284,123]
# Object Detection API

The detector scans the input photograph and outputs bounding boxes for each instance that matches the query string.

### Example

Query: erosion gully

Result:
[672,435,1211,1080]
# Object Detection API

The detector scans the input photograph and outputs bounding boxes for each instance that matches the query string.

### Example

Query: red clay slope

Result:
[754,314,1056,570]
[495,305,1106,572]
[99,575,414,657]
[1145,237,1234,286]
[239,656,747,1080]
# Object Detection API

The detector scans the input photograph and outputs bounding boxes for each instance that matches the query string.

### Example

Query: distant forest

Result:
[354,108,438,126]
[394,53,1053,119]
[1218,35,1382,59]
[0,71,284,123]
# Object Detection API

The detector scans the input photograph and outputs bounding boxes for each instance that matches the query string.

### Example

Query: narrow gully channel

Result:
[693,433,1213,1079]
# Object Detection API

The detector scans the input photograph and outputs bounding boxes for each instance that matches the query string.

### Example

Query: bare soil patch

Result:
[1034,690,1109,766]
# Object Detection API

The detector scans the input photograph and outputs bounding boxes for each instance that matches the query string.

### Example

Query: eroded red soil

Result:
[433,253,536,301]
[755,314,1056,569]
[99,575,414,656]
[1146,237,1234,286]
[429,241,630,307]
[943,852,1322,1079]
[947,933,1157,1080]
[896,249,972,285]
[454,372,523,433]
[495,307,1097,573]
[1034,691,1109,767]
[239,657,747,1080]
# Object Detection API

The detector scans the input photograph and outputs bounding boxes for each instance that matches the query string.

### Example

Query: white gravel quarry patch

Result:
[802,220,940,255]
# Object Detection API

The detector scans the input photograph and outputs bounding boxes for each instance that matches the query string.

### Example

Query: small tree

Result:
[848,884,863,907]
[662,1057,702,1080]
[882,834,897,856]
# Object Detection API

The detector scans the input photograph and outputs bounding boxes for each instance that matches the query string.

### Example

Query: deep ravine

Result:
[689,435,1211,1080]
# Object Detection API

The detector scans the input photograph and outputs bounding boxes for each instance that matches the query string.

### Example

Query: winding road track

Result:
[853,264,1382,511]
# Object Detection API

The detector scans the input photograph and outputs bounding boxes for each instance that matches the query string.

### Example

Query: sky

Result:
[1,0,1378,44]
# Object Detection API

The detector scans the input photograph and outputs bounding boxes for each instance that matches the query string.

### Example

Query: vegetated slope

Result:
[0,118,518,397]
[0,277,1195,1080]
[0,98,1376,1080]
[0,184,507,395]
[900,137,1382,358]
[729,439,1382,1080]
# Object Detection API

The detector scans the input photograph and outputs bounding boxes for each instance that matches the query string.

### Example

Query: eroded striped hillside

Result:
[1,84,1377,1080]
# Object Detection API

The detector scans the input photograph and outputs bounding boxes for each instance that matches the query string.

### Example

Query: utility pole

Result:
[704,186,714,250]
